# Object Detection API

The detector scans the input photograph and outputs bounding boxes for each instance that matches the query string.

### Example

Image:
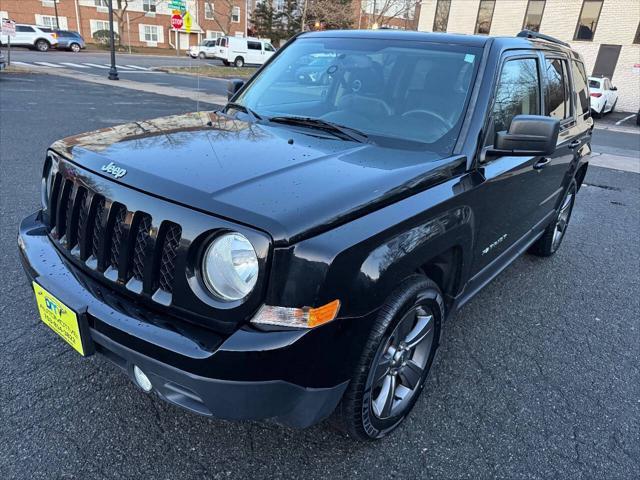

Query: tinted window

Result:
[475,0,495,35]
[572,60,590,116]
[17,26,35,32]
[220,38,227,47]
[574,0,603,41]
[588,79,601,89]
[592,44,621,79]
[523,0,545,32]
[248,41,261,50]
[433,0,451,32]
[235,38,481,153]
[493,58,540,134]
[545,58,570,120]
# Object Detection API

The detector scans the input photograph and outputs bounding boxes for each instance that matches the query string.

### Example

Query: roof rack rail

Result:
[517,30,570,47]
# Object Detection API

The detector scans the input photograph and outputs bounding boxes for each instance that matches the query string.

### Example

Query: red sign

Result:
[170,14,183,30]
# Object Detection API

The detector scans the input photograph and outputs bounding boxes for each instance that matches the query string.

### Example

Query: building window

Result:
[231,6,240,23]
[91,19,117,36]
[206,30,223,39]
[493,58,540,134]
[634,23,640,44]
[592,44,622,79]
[94,0,109,7]
[37,15,60,28]
[204,2,214,20]
[143,0,156,13]
[522,0,545,32]
[143,25,159,42]
[432,0,451,33]
[474,0,495,35]
[574,0,603,41]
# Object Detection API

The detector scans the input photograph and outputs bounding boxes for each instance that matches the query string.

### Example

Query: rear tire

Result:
[530,180,577,257]
[333,275,444,440]
[234,56,244,68]
[70,43,81,53]
[222,60,230,66]
[35,39,50,52]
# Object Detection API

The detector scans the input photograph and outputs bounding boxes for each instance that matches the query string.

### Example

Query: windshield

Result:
[234,37,481,153]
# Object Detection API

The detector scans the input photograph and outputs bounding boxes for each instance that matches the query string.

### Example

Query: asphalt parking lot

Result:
[1,73,638,479]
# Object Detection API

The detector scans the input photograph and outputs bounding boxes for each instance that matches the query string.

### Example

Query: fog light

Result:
[133,365,152,393]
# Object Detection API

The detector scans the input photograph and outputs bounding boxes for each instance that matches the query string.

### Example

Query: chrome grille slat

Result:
[157,224,182,294]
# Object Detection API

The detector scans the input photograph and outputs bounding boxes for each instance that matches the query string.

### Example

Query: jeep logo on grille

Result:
[101,162,127,179]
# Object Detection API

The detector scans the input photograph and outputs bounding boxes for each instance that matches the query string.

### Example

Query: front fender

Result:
[265,174,477,318]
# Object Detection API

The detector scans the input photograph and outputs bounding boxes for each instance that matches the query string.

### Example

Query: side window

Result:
[17,26,35,33]
[247,41,261,50]
[492,58,540,134]
[571,59,590,116]
[265,43,275,52]
[544,58,570,120]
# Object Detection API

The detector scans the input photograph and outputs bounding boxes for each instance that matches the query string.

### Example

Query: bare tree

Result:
[203,0,241,35]
[360,0,418,29]
[301,0,354,31]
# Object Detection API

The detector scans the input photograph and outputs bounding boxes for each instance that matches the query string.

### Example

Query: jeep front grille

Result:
[48,173,182,302]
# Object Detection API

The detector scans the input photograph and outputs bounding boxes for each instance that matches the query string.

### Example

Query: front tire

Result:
[35,39,50,52]
[198,52,206,59]
[530,180,577,257]
[334,275,444,440]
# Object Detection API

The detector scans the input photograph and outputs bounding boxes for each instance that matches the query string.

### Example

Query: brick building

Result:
[417,0,640,112]
[0,0,248,50]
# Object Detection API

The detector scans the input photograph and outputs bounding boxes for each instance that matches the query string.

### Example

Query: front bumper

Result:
[18,210,354,428]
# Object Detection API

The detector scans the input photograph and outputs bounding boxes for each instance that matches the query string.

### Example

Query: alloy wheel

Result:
[71,43,80,53]
[552,187,575,251]
[369,306,435,420]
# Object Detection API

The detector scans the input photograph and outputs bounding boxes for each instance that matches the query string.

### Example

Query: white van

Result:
[215,36,276,67]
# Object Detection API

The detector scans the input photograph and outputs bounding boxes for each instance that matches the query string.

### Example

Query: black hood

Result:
[51,111,463,245]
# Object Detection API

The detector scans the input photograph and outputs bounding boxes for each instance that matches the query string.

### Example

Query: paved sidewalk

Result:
[588,152,640,173]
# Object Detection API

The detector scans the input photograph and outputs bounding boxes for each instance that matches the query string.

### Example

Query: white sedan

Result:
[187,39,218,59]
[589,76,618,117]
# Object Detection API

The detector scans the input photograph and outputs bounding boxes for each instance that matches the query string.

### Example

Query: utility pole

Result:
[107,0,119,80]
[53,0,60,29]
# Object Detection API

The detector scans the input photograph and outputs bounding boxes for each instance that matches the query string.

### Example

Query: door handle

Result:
[533,157,551,170]
[569,140,581,149]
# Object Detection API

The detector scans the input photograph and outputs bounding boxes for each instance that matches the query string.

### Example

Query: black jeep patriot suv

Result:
[19,30,592,440]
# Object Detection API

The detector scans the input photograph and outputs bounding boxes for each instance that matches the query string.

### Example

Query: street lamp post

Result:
[107,0,119,81]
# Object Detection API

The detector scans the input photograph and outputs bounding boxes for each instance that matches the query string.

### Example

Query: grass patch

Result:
[157,65,257,79]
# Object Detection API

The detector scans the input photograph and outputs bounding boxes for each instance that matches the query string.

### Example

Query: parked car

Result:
[187,38,218,59]
[588,76,618,117]
[636,109,640,126]
[39,28,85,52]
[0,24,58,51]
[18,29,592,440]
[214,36,275,67]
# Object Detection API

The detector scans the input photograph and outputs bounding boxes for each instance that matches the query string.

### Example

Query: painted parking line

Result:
[124,65,151,71]
[615,114,636,126]
[60,62,91,69]
[105,64,136,70]
[11,61,39,67]
[34,62,64,68]
[82,63,111,69]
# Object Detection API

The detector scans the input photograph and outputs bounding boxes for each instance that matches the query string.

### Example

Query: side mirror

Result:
[491,115,560,157]
[227,79,245,100]
[611,86,617,91]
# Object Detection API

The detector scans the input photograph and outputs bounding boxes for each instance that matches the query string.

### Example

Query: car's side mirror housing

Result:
[227,79,245,100]
[490,115,560,157]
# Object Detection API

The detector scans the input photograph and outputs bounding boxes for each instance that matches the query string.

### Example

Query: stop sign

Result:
[171,14,183,30]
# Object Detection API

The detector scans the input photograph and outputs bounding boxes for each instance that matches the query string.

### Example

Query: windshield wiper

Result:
[224,102,262,122]
[268,116,368,143]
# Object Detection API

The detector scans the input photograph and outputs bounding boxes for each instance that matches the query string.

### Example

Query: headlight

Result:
[202,232,258,301]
